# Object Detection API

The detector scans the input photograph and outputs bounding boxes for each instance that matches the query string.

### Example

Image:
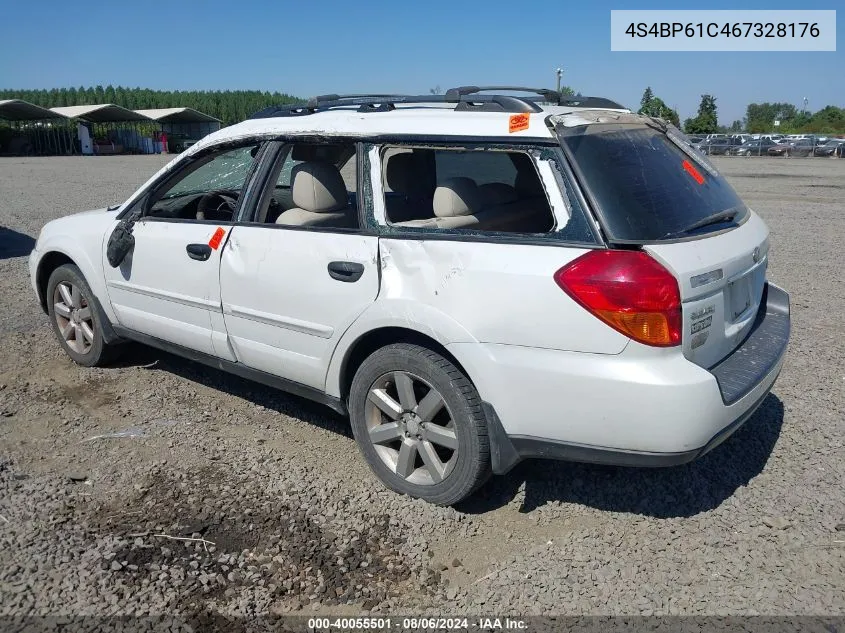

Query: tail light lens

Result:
[554,250,682,347]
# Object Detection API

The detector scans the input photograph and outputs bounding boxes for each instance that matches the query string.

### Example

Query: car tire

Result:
[348,343,491,505]
[46,264,122,367]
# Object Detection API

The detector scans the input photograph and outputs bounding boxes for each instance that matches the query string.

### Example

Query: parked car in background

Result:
[814,139,845,157]
[730,138,777,156]
[27,87,791,505]
[694,137,741,155]
[768,138,815,157]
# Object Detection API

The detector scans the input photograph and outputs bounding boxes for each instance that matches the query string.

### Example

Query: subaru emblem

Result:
[752,246,760,263]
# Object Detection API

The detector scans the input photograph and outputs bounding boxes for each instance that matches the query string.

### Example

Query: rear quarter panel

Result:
[382,238,630,350]
[324,238,630,398]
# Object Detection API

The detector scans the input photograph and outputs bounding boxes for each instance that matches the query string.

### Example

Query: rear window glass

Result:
[561,125,747,242]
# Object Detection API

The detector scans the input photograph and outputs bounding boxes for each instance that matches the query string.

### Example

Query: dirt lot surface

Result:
[0,155,843,621]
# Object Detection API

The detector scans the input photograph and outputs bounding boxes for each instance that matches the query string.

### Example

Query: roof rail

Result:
[558,96,627,110]
[445,85,561,104]
[249,92,543,119]
[443,87,627,111]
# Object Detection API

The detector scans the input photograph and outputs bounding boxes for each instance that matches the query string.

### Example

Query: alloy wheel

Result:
[53,281,94,355]
[364,371,458,486]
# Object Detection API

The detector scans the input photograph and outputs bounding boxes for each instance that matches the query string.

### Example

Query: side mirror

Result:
[106,221,135,268]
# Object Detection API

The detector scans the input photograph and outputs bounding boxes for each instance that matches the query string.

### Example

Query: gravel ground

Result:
[0,155,843,622]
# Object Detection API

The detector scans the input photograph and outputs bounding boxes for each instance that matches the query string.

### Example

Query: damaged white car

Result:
[29,87,790,505]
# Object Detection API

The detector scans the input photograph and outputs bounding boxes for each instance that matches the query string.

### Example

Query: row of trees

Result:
[638,87,845,135]
[3,84,843,134]
[743,102,845,134]
[0,86,300,126]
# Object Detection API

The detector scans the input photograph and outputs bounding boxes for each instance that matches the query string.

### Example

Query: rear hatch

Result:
[553,113,769,368]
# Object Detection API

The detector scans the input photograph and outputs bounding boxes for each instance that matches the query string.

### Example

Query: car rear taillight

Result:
[554,250,682,347]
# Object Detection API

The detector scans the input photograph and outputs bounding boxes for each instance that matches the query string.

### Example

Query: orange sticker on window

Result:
[509,113,530,133]
[208,227,226,250]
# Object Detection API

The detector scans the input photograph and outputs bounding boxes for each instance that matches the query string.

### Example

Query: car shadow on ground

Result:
[459,394,785,519]
[117,346,783,519]
[119,344,352,438]
[0,226,35,260]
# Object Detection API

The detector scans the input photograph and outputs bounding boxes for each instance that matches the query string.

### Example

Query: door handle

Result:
[327,261,364,282]
[186,243,212,261]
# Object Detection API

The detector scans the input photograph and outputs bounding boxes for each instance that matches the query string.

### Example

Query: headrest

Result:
[291,162,347,213]
[478,182,518,207]
[433,177,480,218]
[385,153,430,195]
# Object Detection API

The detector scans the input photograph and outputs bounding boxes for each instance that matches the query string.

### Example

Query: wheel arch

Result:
[335,326,474,405]
[35,250,77,313]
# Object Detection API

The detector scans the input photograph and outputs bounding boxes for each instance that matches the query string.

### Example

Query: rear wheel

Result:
[47,264,122,367]
[348,343,490,505]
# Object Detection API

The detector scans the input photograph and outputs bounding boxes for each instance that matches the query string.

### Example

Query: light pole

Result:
[556,68,563,93]
[802,97,808,115]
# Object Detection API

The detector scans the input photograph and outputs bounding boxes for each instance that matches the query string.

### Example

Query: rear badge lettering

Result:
[690,304,715,321]
[690,304,715,349]
[691,315,712,334]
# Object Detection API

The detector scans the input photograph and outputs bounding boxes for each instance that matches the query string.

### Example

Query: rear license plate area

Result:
[728,276,752,321]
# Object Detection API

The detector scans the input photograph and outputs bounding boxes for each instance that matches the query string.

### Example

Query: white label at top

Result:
[611,10,836,51]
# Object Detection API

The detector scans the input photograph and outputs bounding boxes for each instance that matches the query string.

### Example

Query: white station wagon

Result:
[29,87,790,505]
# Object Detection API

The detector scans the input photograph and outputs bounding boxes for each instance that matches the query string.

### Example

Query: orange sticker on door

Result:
[208,227,226,250]
[509,113,530,133]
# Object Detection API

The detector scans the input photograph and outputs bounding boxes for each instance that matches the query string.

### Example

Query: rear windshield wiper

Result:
[661,209,741,239]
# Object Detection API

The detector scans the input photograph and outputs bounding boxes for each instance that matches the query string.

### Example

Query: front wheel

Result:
[46,264,122,367]
[348,343,490,505]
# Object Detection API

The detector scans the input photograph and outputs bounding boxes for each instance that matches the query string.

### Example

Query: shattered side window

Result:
[381,146,556,234]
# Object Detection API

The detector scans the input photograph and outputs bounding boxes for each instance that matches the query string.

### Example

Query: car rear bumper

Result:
[449,283,790,474]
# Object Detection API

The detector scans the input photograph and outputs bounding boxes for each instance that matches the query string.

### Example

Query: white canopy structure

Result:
[133,107,220,123]
[0,99,68,121]
[0,100,74,155]
[51,104,153,122]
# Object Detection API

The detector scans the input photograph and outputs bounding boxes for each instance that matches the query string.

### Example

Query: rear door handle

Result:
[327,261,364,282]
[186,243,212,261]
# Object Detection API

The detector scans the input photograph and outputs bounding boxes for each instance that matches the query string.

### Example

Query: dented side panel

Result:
[221,227,380,390]
[376,239,629,352]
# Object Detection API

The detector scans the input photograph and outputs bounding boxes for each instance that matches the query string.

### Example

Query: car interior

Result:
[382,147,555,233]
[255,142,359,229]
[146,144,261,222]
[145,141,555,234]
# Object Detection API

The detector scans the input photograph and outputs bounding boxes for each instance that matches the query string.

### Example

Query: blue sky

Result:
[0,0,840,124]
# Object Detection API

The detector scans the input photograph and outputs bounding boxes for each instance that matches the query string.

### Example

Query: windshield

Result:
[559,124,748,242]
[163,146,256,199]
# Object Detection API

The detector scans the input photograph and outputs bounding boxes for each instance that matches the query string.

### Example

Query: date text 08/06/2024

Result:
[307,616,527,630]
